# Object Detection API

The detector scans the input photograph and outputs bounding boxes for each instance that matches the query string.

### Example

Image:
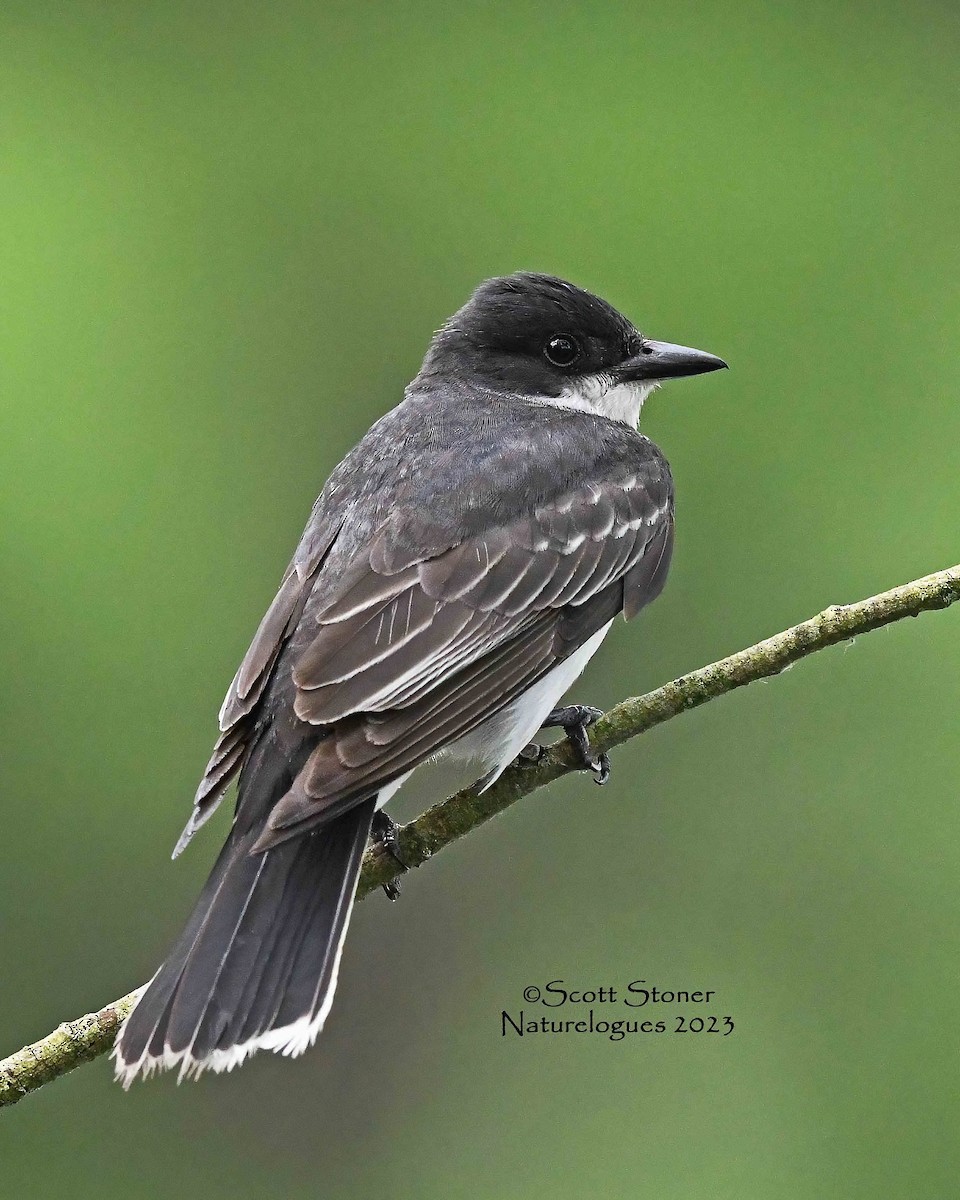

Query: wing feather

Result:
[256,613,564,846]
[181,427,674,856]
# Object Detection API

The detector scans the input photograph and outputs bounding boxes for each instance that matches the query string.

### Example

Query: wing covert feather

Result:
[181,411,674,855]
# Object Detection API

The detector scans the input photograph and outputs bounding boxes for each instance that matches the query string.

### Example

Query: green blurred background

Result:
[1,1,959,1195]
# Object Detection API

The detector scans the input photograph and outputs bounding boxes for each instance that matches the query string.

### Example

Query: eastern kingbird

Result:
[114,272,725,1085]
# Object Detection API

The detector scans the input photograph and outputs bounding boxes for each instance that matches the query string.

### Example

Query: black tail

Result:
[113,798,375,1085]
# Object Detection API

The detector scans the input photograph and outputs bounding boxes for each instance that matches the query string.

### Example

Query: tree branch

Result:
[3,562,958,1108]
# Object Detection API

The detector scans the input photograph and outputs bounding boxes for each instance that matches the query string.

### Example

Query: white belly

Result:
[445,619,614,787]
[374,620,614,809]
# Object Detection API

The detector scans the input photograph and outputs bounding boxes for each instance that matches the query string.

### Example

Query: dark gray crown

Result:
[417,272,642,396]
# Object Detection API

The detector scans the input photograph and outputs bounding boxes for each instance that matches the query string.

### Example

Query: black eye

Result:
[543,334,581,367]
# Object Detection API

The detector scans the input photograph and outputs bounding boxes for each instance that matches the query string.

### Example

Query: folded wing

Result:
[179,459,673,856]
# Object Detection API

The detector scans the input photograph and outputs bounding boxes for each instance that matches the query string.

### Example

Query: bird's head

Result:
[418,271,726,425]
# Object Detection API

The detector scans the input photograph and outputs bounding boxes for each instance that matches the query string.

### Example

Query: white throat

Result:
[550,374,661,427]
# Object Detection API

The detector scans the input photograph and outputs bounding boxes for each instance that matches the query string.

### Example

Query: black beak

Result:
[614,340,727,383]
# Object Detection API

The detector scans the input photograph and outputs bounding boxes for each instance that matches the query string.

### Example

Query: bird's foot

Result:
[541,704,611,785]
[371,809,409,901]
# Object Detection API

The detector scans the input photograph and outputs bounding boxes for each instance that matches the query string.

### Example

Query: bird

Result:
[113,271,726,1085]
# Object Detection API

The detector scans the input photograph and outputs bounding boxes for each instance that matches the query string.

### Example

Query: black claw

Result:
[541,704,611,785]
[593,752,612,786]
[371,810,409,901]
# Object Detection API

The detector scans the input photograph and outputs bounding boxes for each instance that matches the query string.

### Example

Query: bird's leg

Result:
[540,704,611,785]
[370,809,409,901]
